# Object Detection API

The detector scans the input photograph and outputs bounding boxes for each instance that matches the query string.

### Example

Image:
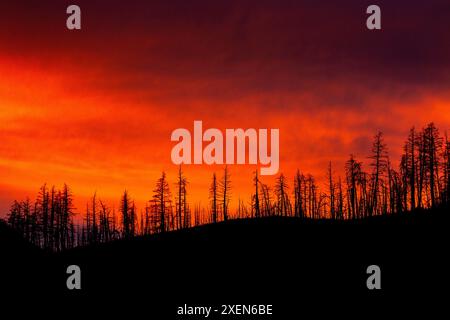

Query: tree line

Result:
[4,123,449,250]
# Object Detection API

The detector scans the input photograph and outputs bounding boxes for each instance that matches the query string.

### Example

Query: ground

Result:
[1,208,448,317]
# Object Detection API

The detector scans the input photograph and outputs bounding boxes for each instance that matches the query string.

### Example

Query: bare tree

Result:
[293,170,305,218]
[423,123,443,208]
[152,172,172,233]
[175,165,188,229]
[253,170,261,218]
[346,155,362,219]
[403,127,417,210]
[444,133,450,204]
[275,174,291,216]
[118,191,136,238]
[91,192,98,243]
[337,177,344,219]
[368,132,389,216]
[99,200,112,242]
[219,166,231,221]
[209,173,218,223]
[327,162,336,219]
[36,184,49,249]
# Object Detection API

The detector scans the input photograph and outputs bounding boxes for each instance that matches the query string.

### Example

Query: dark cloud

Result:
[1,0,449,89]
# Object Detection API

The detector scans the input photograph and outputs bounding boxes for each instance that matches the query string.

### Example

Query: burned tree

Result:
[402,127,418,211]
[175,165,188,230]
[253,170,261,218]
[337,177,344,219]
[293,170,306,218]
[346,155,362,219]
[260,182,273,217]
[120,190,134,238]
[90,193,98,243]
[99,200,112,243]
[275,173,291,216]
[327,162,336,219]
[368,132,389,216]
[444,134,450,204]
[152,172,172,233]
[209,173,218,223]
[36,184,50,249]
[422,123,443,208]
[219,166,231,221]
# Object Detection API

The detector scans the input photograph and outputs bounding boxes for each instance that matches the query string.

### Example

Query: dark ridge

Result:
[57,205,448,255]
[0,218,41,254]
[1,207,448,317]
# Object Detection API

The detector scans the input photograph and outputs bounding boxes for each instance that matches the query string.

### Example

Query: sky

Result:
[0,0,449,217]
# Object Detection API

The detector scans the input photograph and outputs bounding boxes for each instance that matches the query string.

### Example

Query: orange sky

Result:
[1,0,449,216]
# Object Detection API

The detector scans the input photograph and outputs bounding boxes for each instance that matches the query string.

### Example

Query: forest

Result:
[3,123,449,251]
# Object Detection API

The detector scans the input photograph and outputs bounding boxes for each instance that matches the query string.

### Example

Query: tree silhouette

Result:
[444,134,450,204]
[403,127,417,211]
[423,123,443,208]
[275,174,291,216]
[209,173,218,223]
[337,177,344,219]
[260,182,273,217]
[152,172,172,233]
[175,165,188,230]
[99,200,111,242]
[327,162,336,219]
[293,170,304,218]
[368,132,388,216]
[253,170,261,218]
[91,193,98,243]
[219,166,231,221]
[120,190,133,238]
[346,155,362,219]
[36,184,49,248]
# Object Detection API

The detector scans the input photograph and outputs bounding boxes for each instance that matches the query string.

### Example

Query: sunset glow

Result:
[1,0,449,216]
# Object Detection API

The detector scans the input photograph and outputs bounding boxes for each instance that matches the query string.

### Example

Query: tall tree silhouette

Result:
[275,174,291,216]
[444,134,450,204]
[152,172,172,233]
[58,184,74,250]
[337,177,344,219]
[423,123,443,208]
[403,127,418,210]
[260,182,273,217]
[130,201,136,236]
[346,155,362,219]
[37,184,49,248]
[293,170,305,218]
[91,193,98,243]
[209,173,218,223]
[175,165,188,229]
[253,170,261,218]
[99,200,112,243]
[368,132,388,216]
[219,166,231,221]
[327,162,336,219]
[7,201,24,236]
[120,190,133,238]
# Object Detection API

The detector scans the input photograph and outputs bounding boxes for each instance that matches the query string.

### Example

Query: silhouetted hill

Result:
[0,219,45,294]
[1,208,448,316]
[0,219,38,252]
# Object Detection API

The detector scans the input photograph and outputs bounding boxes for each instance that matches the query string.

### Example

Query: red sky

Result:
[1,0,449,216]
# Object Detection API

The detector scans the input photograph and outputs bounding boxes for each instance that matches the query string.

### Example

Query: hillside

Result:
[1,209,448,314]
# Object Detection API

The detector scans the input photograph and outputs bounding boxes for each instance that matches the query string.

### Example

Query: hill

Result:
[1,208,448,315]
